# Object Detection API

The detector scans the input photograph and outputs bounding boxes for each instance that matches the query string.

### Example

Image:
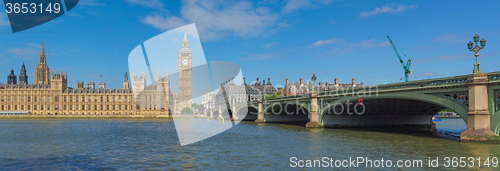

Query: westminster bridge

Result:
[207,71,500,141]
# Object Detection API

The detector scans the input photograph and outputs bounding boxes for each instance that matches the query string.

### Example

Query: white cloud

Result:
[263,42,278,48]
[142,0,279,41]
[433,34,468,44]
[421,72,436,78]
[309,38,344,47]
[240,52,287,61]
[125,0,166,10]
[0,13,9,26]
[359,39,391,48]
[282,0,334,14]
[79,0,105,6]
[360,3,418,18]
[7,47,39,60]
[312,38,390,58]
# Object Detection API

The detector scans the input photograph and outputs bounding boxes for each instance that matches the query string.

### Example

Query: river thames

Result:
[0,118,499,170]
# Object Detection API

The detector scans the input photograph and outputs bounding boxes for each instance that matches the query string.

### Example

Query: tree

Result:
[192,103,206,113]
[265,92,281,99]
[181,107,193,114]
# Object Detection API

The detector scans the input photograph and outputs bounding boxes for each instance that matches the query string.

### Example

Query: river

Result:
[0,118,499,170]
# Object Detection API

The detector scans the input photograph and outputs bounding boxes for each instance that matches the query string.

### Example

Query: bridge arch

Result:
[319,93,468,127]
[261,101,310,122]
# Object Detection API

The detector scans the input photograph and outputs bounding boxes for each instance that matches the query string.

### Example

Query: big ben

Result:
[178,30,192,111]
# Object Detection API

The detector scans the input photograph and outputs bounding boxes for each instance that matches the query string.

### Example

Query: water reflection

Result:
[0,118,498,170]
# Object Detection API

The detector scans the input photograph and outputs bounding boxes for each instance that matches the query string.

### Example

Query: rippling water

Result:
[0,118,499,170]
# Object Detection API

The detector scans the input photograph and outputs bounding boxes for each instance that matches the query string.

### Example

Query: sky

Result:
[1,0,500,89]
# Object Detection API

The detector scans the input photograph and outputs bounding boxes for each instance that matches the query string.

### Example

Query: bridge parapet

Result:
[488,71,500,83]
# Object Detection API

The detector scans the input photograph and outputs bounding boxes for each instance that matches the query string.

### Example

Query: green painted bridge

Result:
[208,71,500,141]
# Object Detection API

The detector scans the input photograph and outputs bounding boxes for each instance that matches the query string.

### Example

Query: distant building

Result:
[203,77,277,109]
[282,78,363,96]
[7,69,17,85]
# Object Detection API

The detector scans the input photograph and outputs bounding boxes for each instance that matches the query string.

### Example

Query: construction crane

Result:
[387,36,412,82]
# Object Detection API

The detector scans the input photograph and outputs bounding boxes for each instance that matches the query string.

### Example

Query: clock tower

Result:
[178,29,192,112]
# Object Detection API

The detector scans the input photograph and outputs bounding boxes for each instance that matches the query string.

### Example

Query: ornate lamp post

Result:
[311,74,317,93]
[468,32,486,73]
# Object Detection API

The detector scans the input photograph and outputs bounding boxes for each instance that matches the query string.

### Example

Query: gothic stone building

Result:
[0,31,193,115]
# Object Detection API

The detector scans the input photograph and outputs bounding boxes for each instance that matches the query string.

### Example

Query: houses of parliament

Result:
[0,31,194,115]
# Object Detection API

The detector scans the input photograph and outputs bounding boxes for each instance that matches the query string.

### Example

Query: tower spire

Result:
[39,40,46,64]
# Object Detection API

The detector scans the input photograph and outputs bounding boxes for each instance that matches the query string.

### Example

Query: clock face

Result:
[182,59,189,66]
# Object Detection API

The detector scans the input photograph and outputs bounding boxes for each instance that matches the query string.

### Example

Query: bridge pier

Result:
[255,100,264,123]
[218,107,222,119]
[460,73,498,141]
[231,105,236,121]
[306,92,322,128]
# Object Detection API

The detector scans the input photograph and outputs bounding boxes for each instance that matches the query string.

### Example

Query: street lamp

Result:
[311,74,317,93]
[468,32,486,73]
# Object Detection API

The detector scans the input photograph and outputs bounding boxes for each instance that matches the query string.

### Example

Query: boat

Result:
[432,116,442,122]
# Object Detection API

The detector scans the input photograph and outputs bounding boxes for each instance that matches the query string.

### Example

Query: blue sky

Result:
[1,0,500,89]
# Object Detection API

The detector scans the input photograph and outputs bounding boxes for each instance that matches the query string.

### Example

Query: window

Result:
[107,96,109,102]
[8,105,11,110]
[100,105,103,110]
[106,105,109,110]
[47,105,50,110]
[27,105,30,110]
[41,96,44,102]
[64,105,67,110]
[119,105,121,110]
[55,96,58,102]
[113,105,115,110]
[14,105,17,110]
[1,96,3,102]
[21,105,24,110]
[64,96,67,102]
[21,96,24,102]
[94,96,97,102]
[82,96,85,102]
[47,97,50,102]
[113,96,115,102]
[70,105,73,110]
[94,105,97,110]
[125,105,128,110]
[34,105,37,110]
[40,105,43,110]
[100,96,103,102]
[70,96,73,102]
[82,105,85,110]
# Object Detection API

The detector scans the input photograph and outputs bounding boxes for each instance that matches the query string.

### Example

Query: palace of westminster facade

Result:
[0,32,194,115]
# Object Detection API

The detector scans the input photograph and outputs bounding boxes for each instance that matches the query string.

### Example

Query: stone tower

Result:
[123,72,130,90]
[178,29,192,112]
[132,71,147,98]
[19,63,28,84]
[35,40,50,85]
[51,70,67,90]
[98,81,106,89]
[7,68,17,84]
